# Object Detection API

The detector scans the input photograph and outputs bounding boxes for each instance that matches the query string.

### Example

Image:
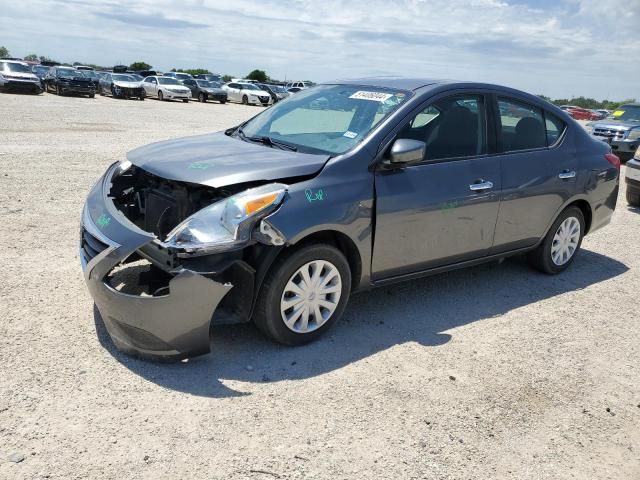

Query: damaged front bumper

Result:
[80,163,232,360]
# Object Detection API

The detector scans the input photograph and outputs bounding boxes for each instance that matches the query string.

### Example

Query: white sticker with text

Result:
[343,131,358,139]
[349,91,394,102]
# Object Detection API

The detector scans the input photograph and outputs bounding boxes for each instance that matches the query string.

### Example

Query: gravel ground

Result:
[0,92,638,480]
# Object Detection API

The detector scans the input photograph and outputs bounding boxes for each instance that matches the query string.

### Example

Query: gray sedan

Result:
[80,78,619,360]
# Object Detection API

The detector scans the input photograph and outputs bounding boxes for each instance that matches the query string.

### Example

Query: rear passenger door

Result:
[491,96,577,253]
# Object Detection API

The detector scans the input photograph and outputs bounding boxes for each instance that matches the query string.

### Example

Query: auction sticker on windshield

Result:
[349,91,394,102]
[612,110,625,117]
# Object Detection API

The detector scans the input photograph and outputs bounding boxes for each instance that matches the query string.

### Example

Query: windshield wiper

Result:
[248,135,298,152]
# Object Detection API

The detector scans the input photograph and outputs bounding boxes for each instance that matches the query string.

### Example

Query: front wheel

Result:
[198,92,205,103]
[182,99,189,103]
[157,90,164,101]
[528,206,585,274]
[242,95,248,105]
[627,189,640,207]
[254,244,351,346]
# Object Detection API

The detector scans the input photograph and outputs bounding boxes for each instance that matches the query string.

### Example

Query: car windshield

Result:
[58,69,83,78]
[239,83,260,90]
[271,85,286,93]
[33,66,49,75]
[239,84,411,155]
[611,105,640,122]
[6,62,32,73]
[113,74,135,81]
[158,77,180,85]
[82,71,99,79]
[175,73,191,80]
[197,80,214,88]
[129,74,143,81]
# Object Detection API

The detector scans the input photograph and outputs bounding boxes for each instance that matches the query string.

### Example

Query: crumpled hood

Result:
[126,132,329,188]
[591,120,640,130]
[113,81,142,88]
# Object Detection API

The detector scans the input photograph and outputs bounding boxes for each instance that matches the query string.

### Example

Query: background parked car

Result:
[285,81,312,90]
[255,83,290,103]
[79,69,101,92]
[44,66,95,97]
[287,87,302,94]
[135,70,158,78]
[559,105,600,121]
[182,78,227,103]
[194,73,223,82]
[141,75,191,102]
[99,73,145,100]
[31,64,50,89]
[0,60,42,94]
[163,72,193,84]
[586,103,640,161]
[223,82,272,106]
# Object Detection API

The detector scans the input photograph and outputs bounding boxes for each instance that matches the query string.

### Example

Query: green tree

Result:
[173,68,211,76]
[0,46,9,58]
[222,74,233,82]
[24,53,39,62]
[246,69,268,82]
[129,61,152,71]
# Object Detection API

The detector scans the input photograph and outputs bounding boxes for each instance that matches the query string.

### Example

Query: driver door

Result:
[372,93,502,279]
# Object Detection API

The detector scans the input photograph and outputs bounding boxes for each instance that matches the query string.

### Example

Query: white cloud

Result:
[0,0,637,99]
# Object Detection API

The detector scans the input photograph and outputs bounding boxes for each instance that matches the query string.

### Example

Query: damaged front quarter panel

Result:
[81,163,233,360]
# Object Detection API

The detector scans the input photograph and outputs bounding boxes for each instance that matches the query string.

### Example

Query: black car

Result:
[256,83,290,103]
[79,69,101,93]
[182,78,227,103]
[136,70,158,78]
[31,64,50,89]
[44,67,95,97]
[99,73,145,100]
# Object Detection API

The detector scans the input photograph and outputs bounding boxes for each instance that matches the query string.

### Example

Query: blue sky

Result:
[1,0,638,99]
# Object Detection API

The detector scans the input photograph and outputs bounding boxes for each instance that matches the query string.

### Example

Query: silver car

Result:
[222,82,272,106]
[141,76,191,102]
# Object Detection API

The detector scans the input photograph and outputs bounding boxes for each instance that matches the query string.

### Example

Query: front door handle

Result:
[558,170,576,179]
[469,180,494,191]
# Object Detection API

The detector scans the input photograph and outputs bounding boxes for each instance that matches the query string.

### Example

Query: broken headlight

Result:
[164,183,287,253]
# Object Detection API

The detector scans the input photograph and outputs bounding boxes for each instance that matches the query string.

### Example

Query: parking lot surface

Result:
[0,93,638,479]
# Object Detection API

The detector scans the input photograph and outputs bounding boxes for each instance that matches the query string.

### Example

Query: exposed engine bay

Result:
[108,165,255,240]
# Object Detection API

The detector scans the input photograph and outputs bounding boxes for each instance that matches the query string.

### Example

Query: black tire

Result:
[89,93,95,98]
[242,95,248,105]
[182,99,189,103]
[618,152,634,163]
[111,85,117,98]
[528,206,585,274]
[57,85,64,96]
[157,90,164,101]
[254,244,352,346]
[198,92,205,103]
[627,188,640,207]
[220,99,226,104]
[139,96,144,101]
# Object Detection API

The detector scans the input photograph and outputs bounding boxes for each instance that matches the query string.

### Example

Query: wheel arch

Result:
[542,196,593,240]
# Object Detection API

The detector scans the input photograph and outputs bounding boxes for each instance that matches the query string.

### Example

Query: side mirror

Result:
[389,139,426,164]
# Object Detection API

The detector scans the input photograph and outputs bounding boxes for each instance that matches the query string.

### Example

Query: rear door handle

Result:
[469,180,494,191]
[558,170,576,179]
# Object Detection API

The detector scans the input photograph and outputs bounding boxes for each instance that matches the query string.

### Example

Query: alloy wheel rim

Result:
[551,216,580,266]
[280,260,342,334]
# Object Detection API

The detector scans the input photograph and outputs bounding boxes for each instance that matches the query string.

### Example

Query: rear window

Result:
[545,113,566,146]
[498,98,546,152]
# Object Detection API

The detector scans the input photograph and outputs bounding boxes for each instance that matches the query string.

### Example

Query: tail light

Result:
[605,153,620,169]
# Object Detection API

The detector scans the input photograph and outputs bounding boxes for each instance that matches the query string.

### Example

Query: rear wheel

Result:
[254,244,351,346]
[182,99,189,103]
[242,95,248,105]
[198,92,205,103]
[528,206,585,274]
[627,188,640,207]
[157,90,164,101]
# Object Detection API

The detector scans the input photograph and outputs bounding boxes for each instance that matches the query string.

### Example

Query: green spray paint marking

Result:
[189,162,209,170]
[305,189,325,202]
[96,213,111,229]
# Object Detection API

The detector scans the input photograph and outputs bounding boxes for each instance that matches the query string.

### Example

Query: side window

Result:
[397,94,487,161]
[545,112,566,146]
[498,98,546,151]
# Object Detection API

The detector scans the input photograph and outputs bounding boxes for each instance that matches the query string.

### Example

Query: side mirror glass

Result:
[389,139,426,164]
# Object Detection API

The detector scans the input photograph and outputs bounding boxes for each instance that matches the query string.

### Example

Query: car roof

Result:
[2,60,29,66]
